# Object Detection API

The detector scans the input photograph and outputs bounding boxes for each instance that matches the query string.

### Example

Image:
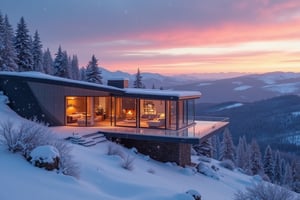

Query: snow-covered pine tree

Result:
[85,55,102,84]
[3,15,18,71]
[211,134,221,160]
[193,138,213,157]
[42,48,53,74]
[263,145,274,182]
[79,67,86,81]
[32,30,43,72]
[283,163,293,188]
[0,13,5,70]
[280,158,286,185]
[71,55,80,80]
[235,136,247,169]
[273,150,282,184]
[220,128,235,162]
[53,46,69,78]
[0,14,18,71]
[133,68,144,88]
[291,159,300,192]
[14,17,33,71]
[249,139,262,175]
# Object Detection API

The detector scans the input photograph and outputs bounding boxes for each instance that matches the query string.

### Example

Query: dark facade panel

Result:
[0,78,59,124]
[28,82,111,125]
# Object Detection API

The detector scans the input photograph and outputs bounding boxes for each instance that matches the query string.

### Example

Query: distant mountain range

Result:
[172,71,300,103]
[197,95,300,155]
[100,69,300,103]
[100,67,245,89]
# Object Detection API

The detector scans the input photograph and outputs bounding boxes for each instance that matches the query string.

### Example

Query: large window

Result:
[115,97,137,127]
[140,99,166,129]
[65,96,111,126]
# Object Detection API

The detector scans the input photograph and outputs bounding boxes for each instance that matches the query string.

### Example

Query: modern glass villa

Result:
[0,72,228,165]
[0,72,200,129]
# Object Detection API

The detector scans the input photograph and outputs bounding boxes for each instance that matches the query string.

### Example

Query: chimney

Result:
[107,79,128,88]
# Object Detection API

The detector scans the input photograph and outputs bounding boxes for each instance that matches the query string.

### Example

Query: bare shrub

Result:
[235,182,295,200]
[107,143,124,158]
[0,120,80,178]
[122,155,135,171]
[0,121,20,152]
[52,140,80,178]
[219,159,235,171]
[0,120,52,156]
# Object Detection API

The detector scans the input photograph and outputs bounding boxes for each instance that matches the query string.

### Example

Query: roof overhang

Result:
[122,88,201,100]
[0,72,125,95]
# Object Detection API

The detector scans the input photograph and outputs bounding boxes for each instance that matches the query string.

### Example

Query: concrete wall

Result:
[118,138,191,166]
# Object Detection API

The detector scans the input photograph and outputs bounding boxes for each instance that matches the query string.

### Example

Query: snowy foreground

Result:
[0,96,294,200]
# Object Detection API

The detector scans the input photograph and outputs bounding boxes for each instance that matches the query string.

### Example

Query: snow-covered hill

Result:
[0,92,275,200]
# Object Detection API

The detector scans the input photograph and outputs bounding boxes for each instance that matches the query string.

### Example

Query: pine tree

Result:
[32,30,43,72]
[249,139,262,175]
[273,150,282,184]
[220,128,235,162]
[42,48,53,74]
[211,134,221,160]
[79,67,86,81]
[243,143,252,175]
[133,68,144,88]
[0,13,5,70]
[193,138,212,157]
[280,159,286,185]
[235,136,247,169]
[14,17,33,71]
[0,14,18,71]
[53,46,69,78]
[283,163,293,188]
[291,159,300,192]
[71,55,79,80]
[263,145,274,181]
[85,55,102,84]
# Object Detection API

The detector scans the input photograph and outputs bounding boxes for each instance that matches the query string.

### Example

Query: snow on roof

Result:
[0,71,201,98]
[125,88,201,98]
[0,71,123,92]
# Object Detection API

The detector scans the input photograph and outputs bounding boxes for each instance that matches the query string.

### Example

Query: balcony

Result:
[99,116,229,144]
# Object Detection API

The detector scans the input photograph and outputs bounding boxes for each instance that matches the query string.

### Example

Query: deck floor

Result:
[52,120,228,144]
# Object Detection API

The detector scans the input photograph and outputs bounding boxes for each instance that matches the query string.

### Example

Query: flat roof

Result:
[123,88,201,100]
[0,72,125,94]
[0,72,201,100]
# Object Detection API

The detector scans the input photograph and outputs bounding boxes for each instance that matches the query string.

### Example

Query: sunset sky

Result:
[1,0,300,75]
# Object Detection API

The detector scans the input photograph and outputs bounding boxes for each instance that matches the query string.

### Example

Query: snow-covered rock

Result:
[29,145,60,171]
[196,162,220,180]
[186,189,202,200]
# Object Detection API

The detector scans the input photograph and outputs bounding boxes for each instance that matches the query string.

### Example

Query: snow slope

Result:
[0,92,297,200]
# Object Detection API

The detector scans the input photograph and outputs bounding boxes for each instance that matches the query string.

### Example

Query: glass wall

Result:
[166,100,177,130]
[187,99,195,124]
[65,96,196,129]
[115,97,137,127]
[65,96,111,126]
[140,99,166,128]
